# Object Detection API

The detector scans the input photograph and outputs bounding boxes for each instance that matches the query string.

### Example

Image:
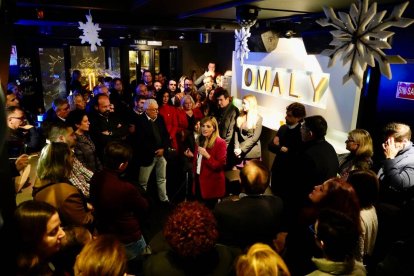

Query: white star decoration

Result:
[317,0,414,88]
[235,27,251,65]
[78,14,103,52]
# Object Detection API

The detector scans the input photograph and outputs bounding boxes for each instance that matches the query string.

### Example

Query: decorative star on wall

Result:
[235,27,251,65]
[317,0,414,88]
[78,14,103,52]
[48,55,64,83]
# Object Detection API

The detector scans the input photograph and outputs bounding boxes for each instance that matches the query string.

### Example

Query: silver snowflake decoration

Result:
[235,27,251,65]
[317,0,414,88]
[78,14,103,52]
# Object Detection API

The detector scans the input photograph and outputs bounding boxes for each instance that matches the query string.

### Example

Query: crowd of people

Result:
[1,63,414,276]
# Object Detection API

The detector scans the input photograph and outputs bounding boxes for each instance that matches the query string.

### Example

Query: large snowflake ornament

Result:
[78,14,103,52]
[317,0,414,88]
[235,27,251,65]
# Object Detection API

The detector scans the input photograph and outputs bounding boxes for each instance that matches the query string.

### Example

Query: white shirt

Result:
[196,152,203,175]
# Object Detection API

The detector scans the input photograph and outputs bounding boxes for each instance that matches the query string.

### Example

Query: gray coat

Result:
[234,115,262,159]
[378,141,414,205]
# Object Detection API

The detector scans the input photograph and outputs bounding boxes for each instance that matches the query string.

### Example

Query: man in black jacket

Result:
[287,115,339,217]
[268,102,306,198]
[88,94,129,162]
[215,89,239,169]
[135,99,170,203]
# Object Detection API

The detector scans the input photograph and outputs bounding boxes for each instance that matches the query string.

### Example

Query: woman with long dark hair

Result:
[14,200,66,275]
[67,109,102,172]
[156,90,178,150]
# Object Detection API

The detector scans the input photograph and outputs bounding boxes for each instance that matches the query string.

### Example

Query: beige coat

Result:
[33,182,94,227]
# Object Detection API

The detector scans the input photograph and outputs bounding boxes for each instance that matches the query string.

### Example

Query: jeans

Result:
[124,235,147,261]
[139,156,169,202]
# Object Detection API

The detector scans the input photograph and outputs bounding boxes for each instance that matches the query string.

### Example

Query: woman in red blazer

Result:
[157,90,178,150]
[184,116,226,208]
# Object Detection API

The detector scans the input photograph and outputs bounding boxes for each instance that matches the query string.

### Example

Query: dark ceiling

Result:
[3,0,410,41]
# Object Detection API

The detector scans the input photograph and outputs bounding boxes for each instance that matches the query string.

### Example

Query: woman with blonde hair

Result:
[234,94,262,167]
[74,235,128,276]
[172,75,187,107]
[176,95,204,153]
[338,129,373,180]
[184,116,226,207]
[236,243,290,276]
[36,142,73,183]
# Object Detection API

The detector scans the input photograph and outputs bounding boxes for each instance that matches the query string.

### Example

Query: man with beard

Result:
[88,94,128,161]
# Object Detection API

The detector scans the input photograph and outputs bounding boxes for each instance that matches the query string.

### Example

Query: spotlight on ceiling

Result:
[236,5,259,28]
[179,33,185,40]
[284,30,295,38]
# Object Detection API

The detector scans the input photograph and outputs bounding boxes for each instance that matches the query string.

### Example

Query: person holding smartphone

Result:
[195,62,217,88]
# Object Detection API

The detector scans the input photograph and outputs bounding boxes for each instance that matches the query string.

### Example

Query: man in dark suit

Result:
[286,115,339,218]
[268,102,306,198]
[42,97,71,124]
[214,160,283,250]
[215,89,239,169]
[135,99,170,203]
[6,106,44,157]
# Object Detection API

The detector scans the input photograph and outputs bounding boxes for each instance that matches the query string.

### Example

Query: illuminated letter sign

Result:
[241,64,330,108]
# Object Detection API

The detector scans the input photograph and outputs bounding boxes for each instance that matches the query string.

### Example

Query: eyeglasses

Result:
[148,108,159,112]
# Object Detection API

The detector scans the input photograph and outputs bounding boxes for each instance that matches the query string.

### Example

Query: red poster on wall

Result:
[396,82,414,100]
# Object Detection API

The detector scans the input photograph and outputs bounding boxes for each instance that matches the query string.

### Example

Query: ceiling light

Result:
[284,30,295,38]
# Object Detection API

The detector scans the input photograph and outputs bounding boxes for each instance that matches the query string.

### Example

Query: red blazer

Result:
[176,108,204,153]
[159,104,178,149]
[193,137,227,199]
[176,108,204,132]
